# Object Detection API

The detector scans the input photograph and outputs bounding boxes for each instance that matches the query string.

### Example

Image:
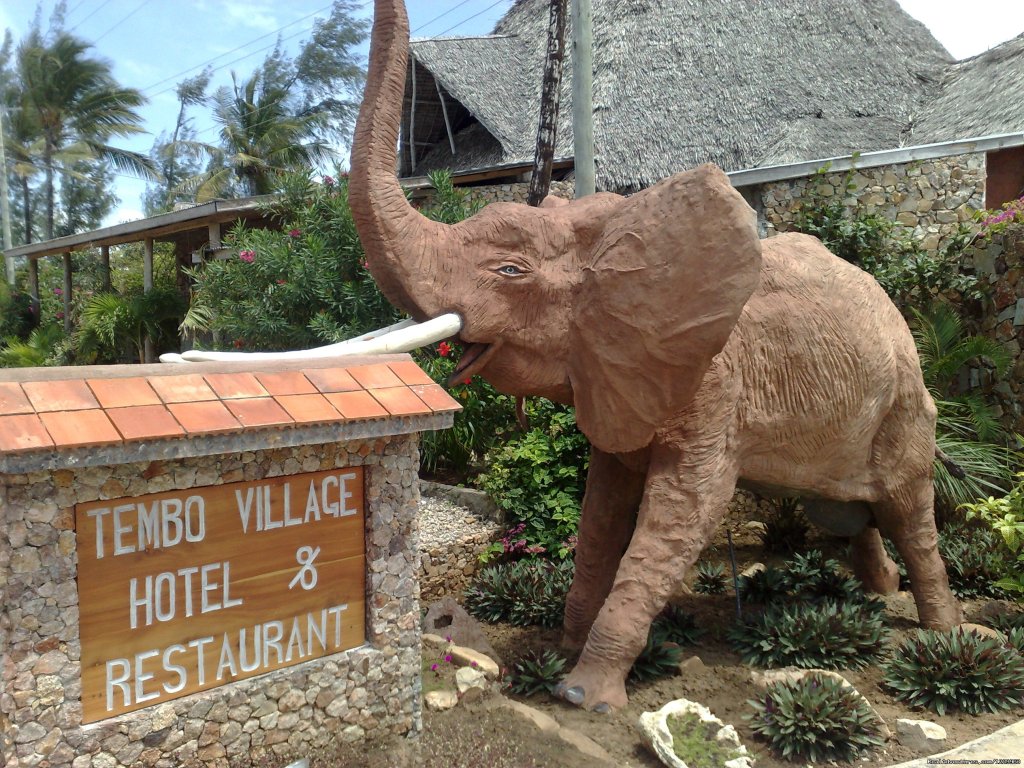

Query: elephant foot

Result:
[554,661,628,713]
[917,596,964,631]
[855,558,900,595]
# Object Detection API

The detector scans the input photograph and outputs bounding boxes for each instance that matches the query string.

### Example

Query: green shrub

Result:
[414,347,515,477]
[1006,627,1024,655]
[961,472,1024,595]
[0,281,34,340]
[693,561,728,594]
[629,630,683,682]
[463,558,573,628]
[737,565,790,604]
[747,674,885,762]
[989,613,1024,633]
[759,498,809,555]
[506,649,567,696]
[653,605,704,647]
[883,628,1024,715]
[728,601,887,670]
[479,399,590,558]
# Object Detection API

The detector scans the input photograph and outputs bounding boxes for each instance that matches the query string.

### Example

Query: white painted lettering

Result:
[216,633,238,680]
[283,482,301,526]
[105,658,131,710]
[113,503,135,555]
[263,485,281,530]
[339,472,357,516]
[235,487,255,533]
[87,507,111,558]
[305,481,321,520]
[327,604,347,647]
[184,495,205,542]
[200,563,221,613]
[128,575,153,629]
[222,561,243,610]
[321,474,339,517]
[308,609,327,653]
[178,565,198,616]
[153,572,175,622]
[263,621,284,665]
[134,649,160,704]
[162,644,187,694]
[161,498,183,547]
[238,627,261,673]
[187,636,214,685]
[137,500,160,550]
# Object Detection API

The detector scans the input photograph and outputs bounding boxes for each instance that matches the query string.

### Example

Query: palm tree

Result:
[16,31,155,239]
[193,70,333,201]
[911,303,1020,510]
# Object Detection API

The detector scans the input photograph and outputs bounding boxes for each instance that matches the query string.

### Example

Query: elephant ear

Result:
[569,164,761,454]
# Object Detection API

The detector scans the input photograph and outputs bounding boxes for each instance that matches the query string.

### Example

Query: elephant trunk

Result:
[349,0,451,321]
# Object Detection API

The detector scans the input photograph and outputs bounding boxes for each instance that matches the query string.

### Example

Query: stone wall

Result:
[462,179,576,207]
[758,153,986,251]
[1,436,421,768]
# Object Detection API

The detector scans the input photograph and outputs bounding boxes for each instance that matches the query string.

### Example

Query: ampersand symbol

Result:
[288,545,320,590]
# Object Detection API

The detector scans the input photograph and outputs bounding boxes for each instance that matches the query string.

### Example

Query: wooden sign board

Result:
[75,468,366,723]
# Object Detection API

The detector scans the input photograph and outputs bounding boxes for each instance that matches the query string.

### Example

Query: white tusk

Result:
[175,313,462,362]
[158,353,189,363]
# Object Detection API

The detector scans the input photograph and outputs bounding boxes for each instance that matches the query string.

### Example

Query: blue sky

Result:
[2,0,1023,228]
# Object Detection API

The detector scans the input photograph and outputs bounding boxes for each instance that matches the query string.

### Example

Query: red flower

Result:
[238,250,255,263]
[463,377,472,385]
[276,279,287,285]
[288,228,301,238]
[323,175,335,186]
[438,341,451,357]
[233,339,244,348]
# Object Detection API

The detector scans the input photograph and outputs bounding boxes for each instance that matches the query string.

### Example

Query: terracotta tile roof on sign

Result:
[0,356,460,455]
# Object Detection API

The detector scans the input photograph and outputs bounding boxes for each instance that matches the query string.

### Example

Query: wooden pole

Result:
[527,0,568,207]
[62,252,72,335]
[0,106,14,284]
[571,0,595,197]
[143,237,154,363]
[436,80,457,157]
[101,245,111,292]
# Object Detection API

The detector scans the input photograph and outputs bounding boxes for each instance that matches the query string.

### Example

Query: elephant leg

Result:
[563,448,646,651]
[850,525,900,594]
[557,442,738,711]
[874,478,962,629]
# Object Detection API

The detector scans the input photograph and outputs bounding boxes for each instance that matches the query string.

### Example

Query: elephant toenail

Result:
[565,686,585,705]
[593,702,610,714]
[554,682,568,697]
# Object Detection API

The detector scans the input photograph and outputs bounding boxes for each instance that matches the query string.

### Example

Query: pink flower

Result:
[323,175,335,186]
[430,663,439,672]
[56,311,64,320]
[238,250,255,263]
[53,288,63,296]
[288,228,301,238]
[276,279,287,285]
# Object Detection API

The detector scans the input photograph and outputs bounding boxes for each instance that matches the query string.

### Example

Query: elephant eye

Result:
[497,264,523,276]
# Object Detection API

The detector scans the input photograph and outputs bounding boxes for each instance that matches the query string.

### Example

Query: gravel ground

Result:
[418,494,500,549]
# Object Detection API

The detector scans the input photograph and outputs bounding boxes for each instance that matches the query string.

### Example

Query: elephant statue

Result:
[173,0,963,713]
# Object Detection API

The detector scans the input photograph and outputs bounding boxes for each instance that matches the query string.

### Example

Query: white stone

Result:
[638,698,753,768]
[424,690,458,711]
[896,718,947,753]
[455,666,488,701]
[448,645,500,680]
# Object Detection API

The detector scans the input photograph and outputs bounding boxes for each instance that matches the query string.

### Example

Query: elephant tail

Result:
[935,446,966,479]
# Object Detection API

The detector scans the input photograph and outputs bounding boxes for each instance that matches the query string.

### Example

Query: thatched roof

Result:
[911,32,1024,144]
[405,0,950,191]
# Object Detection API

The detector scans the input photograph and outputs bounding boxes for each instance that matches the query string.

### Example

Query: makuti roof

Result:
[406,0,951,192]
[911,32,1024,145]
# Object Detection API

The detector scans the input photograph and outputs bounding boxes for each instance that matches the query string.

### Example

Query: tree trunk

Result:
[20,177,32,245]
[527,0,568,207]
[44,143,55,241]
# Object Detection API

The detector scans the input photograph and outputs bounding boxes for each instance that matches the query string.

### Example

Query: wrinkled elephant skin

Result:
[351,0,963,712]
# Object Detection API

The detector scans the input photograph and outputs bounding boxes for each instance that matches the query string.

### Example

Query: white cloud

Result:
[221,0,280,33]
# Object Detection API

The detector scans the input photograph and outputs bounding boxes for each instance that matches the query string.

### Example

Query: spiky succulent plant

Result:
[463,558,573,628]
[506,649,568,696]
[693,560,729,594]
[883,628,1024,715]
[729,600,887,670]
[747,673,885,762]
